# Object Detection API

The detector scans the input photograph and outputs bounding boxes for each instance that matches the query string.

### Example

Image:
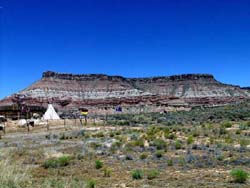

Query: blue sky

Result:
[0,0,250,98]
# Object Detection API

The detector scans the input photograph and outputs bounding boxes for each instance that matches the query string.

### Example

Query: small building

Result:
[0,104,46,120]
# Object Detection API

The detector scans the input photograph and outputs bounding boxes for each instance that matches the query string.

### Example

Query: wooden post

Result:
[105,112,108,125]
[3,122,6,135]
[84,115,87,125]
[93,114,96,126]
[64,119,66,130]
[47,120,49,131]
[27,121,30,134]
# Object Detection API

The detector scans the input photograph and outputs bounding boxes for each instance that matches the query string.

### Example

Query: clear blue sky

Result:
[0,0,250,99]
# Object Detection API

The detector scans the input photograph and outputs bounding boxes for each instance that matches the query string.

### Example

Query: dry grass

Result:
[0,157,30,188]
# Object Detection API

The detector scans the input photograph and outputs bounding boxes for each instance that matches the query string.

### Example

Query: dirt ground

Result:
[0,121,249,188]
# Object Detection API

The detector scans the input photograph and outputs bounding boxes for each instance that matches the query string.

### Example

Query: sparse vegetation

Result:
[230,169,249,183]
[155,150,164,158]
[103,167,112,177]
[131,169,143,180]
[95,160,103,169]
[43,156,71,169]
[86,179,96,188]
[147,169,160,180]
[2,101,250,187]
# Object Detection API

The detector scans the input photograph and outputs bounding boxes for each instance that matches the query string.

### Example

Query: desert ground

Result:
[1,102,250,188]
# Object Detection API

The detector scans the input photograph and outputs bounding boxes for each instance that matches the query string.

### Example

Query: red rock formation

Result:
[0,71,249,116]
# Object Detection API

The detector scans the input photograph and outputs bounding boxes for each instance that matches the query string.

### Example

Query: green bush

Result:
[140,153,148,160]
[225,135,233,144]
[86,179,96,188]
[131,169,143,180]
[95,132,105,137]
[230,169,249,183]
[103,167,112,177]
[43,156,71,169]
[222,121,232,128]
[57,156,71,167]
[167,159,173,166]
[134,139,145,147]
[239,139,249,148]
[155,150,164,158]
[127,139,144,148]
[147,169,160,180]
[187,135,194,145]
[153,139,167,150]
[192,130,200,137]
[219,128,227,135]
[95,160,103,169]
[236,130,241,135]
[239,125,248,130]
[43,159,58,169]
[76,153,84,160]
[246,121,250,127]
[167,133,176,140]
[175,140,182,150]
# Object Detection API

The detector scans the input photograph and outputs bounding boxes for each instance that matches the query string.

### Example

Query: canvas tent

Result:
[42,104,60,120]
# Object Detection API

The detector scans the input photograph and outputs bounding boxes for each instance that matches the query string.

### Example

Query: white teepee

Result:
[43,104,60,120]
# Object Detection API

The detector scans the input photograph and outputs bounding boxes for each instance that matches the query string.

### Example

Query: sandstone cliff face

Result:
[0,71,249,115]
[19,71,250,99]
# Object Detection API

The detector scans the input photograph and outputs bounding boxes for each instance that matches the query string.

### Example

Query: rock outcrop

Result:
[0,71,249,116]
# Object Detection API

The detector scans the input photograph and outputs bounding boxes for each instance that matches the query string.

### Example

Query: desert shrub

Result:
[125,155,133,160]
[236,130,241,135]
[155,150,164,158]
[167,133,176,140]
[230,169,249,183]
[140,153,148,160]
[95,160,103,169]
[112,141,122,148]
[86,179,96,188]
[239,125,248,130]
[175,140,182,150]
[152,139,167,150]
[224,136,233,144]
[147,169,160,180]
[43,156,71,169]
[134,139,145,147]
[163,128,170,137]
[95,132,105,138]
[239,139,249,148]
[219,127,227,135]
[221,121,232,128]
[127,139,144,148]
[216,154,224,161]
[76,153,84,160]
[60,133,66,140]
[192,130,200,137]
[103,168,112,177]
[146,126,159,138]
[167,159,173,166]
[43,159,58,169]
[89,142,102,149]
[187,135,194,145]
[131,169,143,180]
[179,157,186,166]
[109,132,115,137]
[246,121,250,127]
[57,156,71,167]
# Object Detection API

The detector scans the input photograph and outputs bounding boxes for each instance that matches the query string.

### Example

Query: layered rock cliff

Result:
[0,71,249,115]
